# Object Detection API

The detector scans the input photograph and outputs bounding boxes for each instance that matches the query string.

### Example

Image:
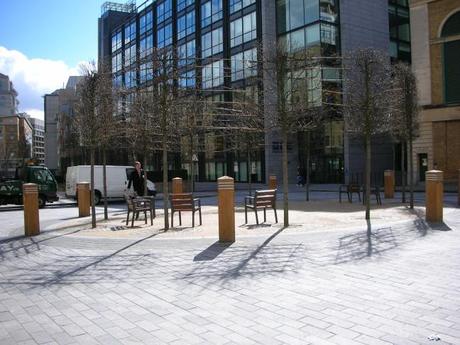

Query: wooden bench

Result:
[244,189,278,225]
[170,193,202,227]
[339,184,361,203]
[125,194,155,228]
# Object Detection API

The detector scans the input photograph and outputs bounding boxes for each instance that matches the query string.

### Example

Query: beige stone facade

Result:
[410,0,460,182]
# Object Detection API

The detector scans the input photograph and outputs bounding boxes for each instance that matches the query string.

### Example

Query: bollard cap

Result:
[77,182,90,189]
[23,183,38,193]
[269,175,277,180]
[172,177,182,181]
[384,170,394,176]
[426,170,443,182]
[218,176,234,190]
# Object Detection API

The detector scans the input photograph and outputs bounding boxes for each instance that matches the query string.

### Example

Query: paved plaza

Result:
[1,195,460,344]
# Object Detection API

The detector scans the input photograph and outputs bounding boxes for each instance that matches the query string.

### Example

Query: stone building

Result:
[410,0,460,182]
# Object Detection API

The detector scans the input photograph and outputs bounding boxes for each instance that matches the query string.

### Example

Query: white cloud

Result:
[0,46,82,120]
[23,108,45,121]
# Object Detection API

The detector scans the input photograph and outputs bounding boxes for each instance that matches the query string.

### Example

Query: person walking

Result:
[128,161,145,196]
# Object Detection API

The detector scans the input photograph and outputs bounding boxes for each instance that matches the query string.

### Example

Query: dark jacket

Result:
[128,169,145,196]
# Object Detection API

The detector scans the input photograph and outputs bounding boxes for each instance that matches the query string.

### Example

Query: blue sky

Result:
[0,0,111,119]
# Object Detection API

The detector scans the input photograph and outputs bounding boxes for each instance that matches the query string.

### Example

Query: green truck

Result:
[0,165,59,208]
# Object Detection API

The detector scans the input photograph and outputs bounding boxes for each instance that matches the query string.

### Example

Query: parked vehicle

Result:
[0,164,59,208]
[66,165,156,204]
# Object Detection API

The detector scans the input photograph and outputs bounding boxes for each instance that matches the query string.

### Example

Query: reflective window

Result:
[157,0,172,24]
[178,10,195,40]
[321,23,337,46]
[140,35,153,58]
[276,0,319,34]
[231,48,258,81]
[441,11,460,104]
[178,40,196,66]
[202,60,224,89]
[112,52,122,73]
[178,0,194,12]
[201,0,223,28]
[230,12,257,47]
[157,24,173,48]
[388,1,411,62]
[139,11,153,35]
[280,24,320,52]
[124,44,137,67]
[230,0,256,13]
[179,70,196,88]
[124,21,136,44]
[124,69,137,88]
[140,62,153,83]
[112,31,122,52]
[202,28,223,58]
[320,0,338,23]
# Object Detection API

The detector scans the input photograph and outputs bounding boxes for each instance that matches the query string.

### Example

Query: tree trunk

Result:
[401,142,406,203]
[282,130,289,227]
[102,149,108,220]
[189,136,194,193]
[365,134,371,220]
[306,131,311,201]
[143,155,148,196]
[409,136,414,209]
[248,147,252,196]
[163,141,169,230]
[90,149,96,228]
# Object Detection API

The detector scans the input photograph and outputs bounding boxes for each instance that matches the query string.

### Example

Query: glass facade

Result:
[388,0,411,62]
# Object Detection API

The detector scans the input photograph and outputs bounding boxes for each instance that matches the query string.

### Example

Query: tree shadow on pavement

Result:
[334,220,397,265]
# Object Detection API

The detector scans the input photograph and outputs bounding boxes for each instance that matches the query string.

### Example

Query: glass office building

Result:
[98,0,409,184]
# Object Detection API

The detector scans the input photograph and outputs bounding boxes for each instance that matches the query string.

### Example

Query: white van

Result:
[66,165,156,204]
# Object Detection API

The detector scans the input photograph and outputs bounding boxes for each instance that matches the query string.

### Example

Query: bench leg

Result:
[274,207,278,223]
[126,210,130,226]
[179,211,182,226]
[171,210,174,228]
[150,207,153,225]
[255,209,259,225]
[244,206,248,224]
[192,211,195,228]
[199,207,202,225]
[131,210,135,228]
[144,211,147,224]
[264,208,266,222]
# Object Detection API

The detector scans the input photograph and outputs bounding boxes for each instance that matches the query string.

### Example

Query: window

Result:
[276,0,319,34]
[281,24,320,52]
[157,24,173,48]
[157,0,172,24]
[124,44,137,67]
[177,10,195,40]
[230,0,255,13]
[179,70,196,88]
[441,11,460,104]
[178,0,194,12]
[230,12,257,47]
[320,0,338,23]
[201,28,223,58]
[124,70,137,88]
[202,60,224,89]
[112,53,122,73]
[321,23,337,46]
[201,0,223,28]
[140,62,153,83]
[139,35,153,58]
[231,48,257,81]
[140,11,153,35]
[178,39,196,66]
[124,21,136,44]
[111,31,122,52]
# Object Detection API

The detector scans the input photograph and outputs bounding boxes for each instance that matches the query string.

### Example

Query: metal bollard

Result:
[425,170,443,222]
[269,175,277,190]
[23,183,40,236]
[77,182,90,217]
[172,177,183,194]
[384,170,395,199]
[218,176,235,243]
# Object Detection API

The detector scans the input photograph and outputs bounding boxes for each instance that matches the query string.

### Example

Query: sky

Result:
[0,0,111,120]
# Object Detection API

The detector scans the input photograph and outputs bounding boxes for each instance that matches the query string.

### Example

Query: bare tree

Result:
[391,62,420,209]
[343,49,393,220]
[263,41,324,227]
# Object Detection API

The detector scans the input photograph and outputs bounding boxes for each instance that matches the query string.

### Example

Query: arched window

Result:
[441,11,460,104]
